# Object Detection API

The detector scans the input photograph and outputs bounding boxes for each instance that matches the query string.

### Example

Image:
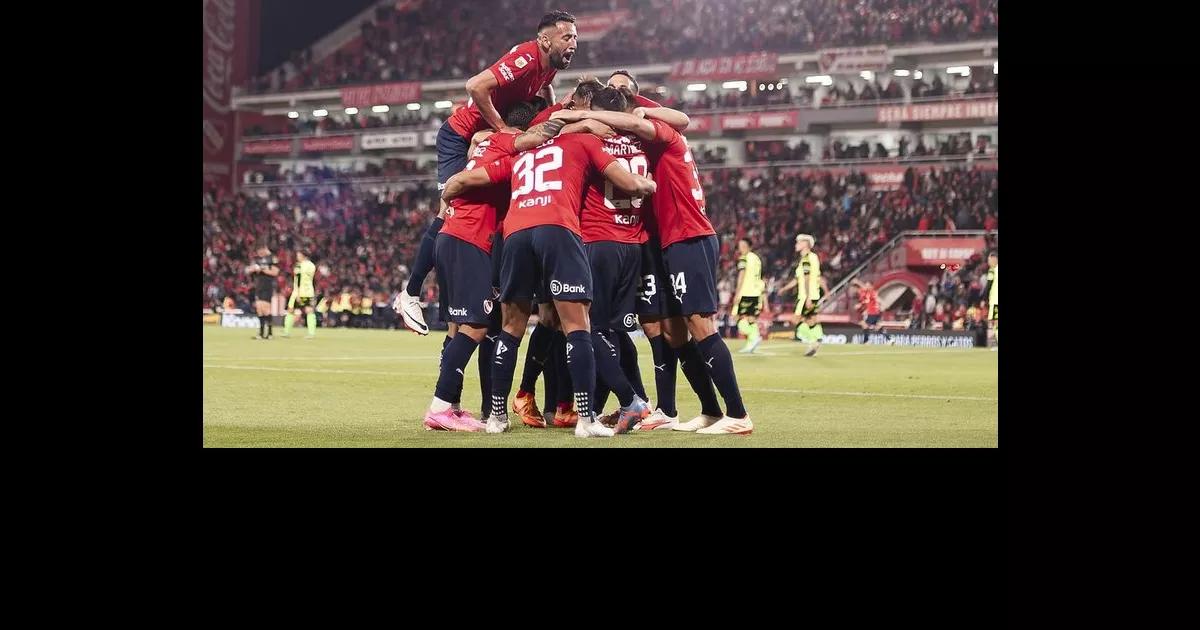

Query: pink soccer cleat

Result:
[423,408,485,432]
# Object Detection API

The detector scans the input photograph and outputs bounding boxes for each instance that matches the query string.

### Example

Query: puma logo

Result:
[455,368,464,376]
[705,357,715,368]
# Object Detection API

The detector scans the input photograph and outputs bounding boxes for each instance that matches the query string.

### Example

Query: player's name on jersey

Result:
[602,142,644,157]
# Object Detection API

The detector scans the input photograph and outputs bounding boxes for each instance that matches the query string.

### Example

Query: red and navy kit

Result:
[441,131,518,255]
[529,101,565,127]
[447,41,557,140]
[859,287,882,326]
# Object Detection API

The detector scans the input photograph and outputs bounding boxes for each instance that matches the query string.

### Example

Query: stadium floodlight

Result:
[993,61,998,74]
[914,70,924,80]
[805,75,833,85]
[947,66,971,76]
[407,103,421,111]
[434,100,452,109]
[312,109,328,117]
[287,111,299,119]
[860,70,875,81]
[372,105,390,113]
[722,80,747,91]
[344,107,359,115]
[686,83,707,92]
[892,69,910,77]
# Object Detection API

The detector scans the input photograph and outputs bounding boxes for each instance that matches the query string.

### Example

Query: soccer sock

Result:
[796,322,811,342]
[307,312,317,336]
[591,329,635,408]
[617,330,648,401]
[543,340,559,414]
[405,217,444,296]
[438,334,451,369]
[259,315,267,337]
[748,319,761,343]
[594,382,611,415]
[267,316,273,337]
[810,323,823,342]
[477,326,497,413]
[736,319,753,338]
[648,334,678,416]
[518,323,553,396]
[434,334,480,405]
[489,331,521,420]
[697,333,748,419]
[284,312,295,336]
[554,331,574,409]
[676,340,723,418]
[565,331,596,421]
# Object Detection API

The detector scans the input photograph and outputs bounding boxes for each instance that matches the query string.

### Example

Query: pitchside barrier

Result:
[767,323,982,348]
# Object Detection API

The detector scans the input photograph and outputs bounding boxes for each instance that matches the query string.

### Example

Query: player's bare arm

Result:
[441,167,494,201]
[469,130,495,155]
[634,106,690,132]
[552,109,656,141]
[560,119,616,138]
[464,69,512,133]
[539,83,555,106]
[602,161,656,196]
[514,119,567,151]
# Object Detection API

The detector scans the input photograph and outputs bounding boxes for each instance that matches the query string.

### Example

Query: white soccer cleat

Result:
[637,408,679,431]
[574,416,614,438]
[696,416,754,435]
[485,415,511,434]
[395,291,429,336]
[673,414,723,432]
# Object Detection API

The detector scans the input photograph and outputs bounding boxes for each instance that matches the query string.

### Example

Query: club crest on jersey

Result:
[483,299,493,314]
[499,63,515,82]
[514,56,528,69]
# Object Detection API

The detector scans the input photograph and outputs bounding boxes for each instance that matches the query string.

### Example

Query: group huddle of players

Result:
[388,10,754,437]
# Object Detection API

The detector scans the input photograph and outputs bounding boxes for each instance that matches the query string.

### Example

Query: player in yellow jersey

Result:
[283,249,318,339]
[731,237,767,353]
[779,234,826,356]
[985,250,998,351]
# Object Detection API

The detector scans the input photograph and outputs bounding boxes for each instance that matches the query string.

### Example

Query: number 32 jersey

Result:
[483,134,617,239]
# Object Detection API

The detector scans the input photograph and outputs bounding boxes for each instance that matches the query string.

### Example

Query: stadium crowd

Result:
[244,0,999,94]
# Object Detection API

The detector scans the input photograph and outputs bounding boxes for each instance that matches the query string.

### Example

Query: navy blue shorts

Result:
[865,314,881,326]
[586,241,641,331]
[500,226,592,303]
[637,239,675,319]
[435,233,496,325]
[436,123,471,189]
[662,235,721,316]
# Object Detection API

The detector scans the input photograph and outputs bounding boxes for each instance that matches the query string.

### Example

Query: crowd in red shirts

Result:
[244,0,998,94]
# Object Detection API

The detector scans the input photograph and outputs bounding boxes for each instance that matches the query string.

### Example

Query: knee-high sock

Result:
[434,334,480,404]
[553,330,573,409]
[676,340,723,418]
[477,325,498,413]
[592,329,635,408]
[518,323,554,396]
[564,331,597,421]
[405,217,444,296]
[696,333,747,419]
[306,312,316,336]
[284,311,295,335]
[810,323,823,342]
[488,331,521,420]
[617,330,647,401]
[648,334,678,416]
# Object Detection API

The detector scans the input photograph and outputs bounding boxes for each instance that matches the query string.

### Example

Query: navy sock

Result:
[617,330,648,401]
[594,382,611,414]
[676,340,723,418]
[438,334,451,369]
[477,325,499,412]
[519,323,554,394]
[592,329,634,407]
[648,335,679,416]
[565,330,596,421]
[554,331,573,407]
[697,333,747,419]
[434,334,480,404]
[543,338,559,413]
[405,217,444,296]
[489,331,521,419]
[259,315,267,337]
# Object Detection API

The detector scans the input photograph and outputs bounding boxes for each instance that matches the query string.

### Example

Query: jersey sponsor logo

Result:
[449,307,469,317]
[613,213,640,225]
[499,63,515,82]
[550,279,585,296]
[517,194,552,208]
[623,313,637,328]
[514,55,528,69]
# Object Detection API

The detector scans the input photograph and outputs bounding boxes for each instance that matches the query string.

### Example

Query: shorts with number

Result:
[586,241,641,332]
[435,233,495,325]
[291,296,314,309]
[736,296,762,317]
[637,239,673,319]
[500,225,592,303]
[662,235,720,316]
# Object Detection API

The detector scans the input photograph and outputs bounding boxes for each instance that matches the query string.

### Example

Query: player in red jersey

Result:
[442,131,655,438]
[551,102,753,436]
[851,279,889,343]
[396,10,578,336]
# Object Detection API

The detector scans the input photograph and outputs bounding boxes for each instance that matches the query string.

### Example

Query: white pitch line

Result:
[204,364,425,377]
[742,387,995,402]
[203,355,439,361]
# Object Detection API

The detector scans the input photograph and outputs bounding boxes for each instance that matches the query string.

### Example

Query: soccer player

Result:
[732,237,766,353]
[441,121,656,438]
[985,250,998,350]
[552,100,754,435]
[851,278,885,343]
[283,249,317,339]
[422,100,572,432]
[248,246,280,340]
[395,10,578,336]
[780,234,824,356]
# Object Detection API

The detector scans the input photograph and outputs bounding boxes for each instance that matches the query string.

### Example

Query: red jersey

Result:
[484,133,616,239]
[581,134,650,244]
[858,287,881,315]
[441,131,519,254]
[633,94,662,108]
[447,40,557,139]
[530,102,565,127]
[643,119,715,248]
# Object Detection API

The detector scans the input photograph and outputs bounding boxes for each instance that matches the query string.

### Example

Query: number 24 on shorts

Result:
[670,272,687,301]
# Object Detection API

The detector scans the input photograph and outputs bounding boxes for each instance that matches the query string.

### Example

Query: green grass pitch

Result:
[203,326,997,447]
